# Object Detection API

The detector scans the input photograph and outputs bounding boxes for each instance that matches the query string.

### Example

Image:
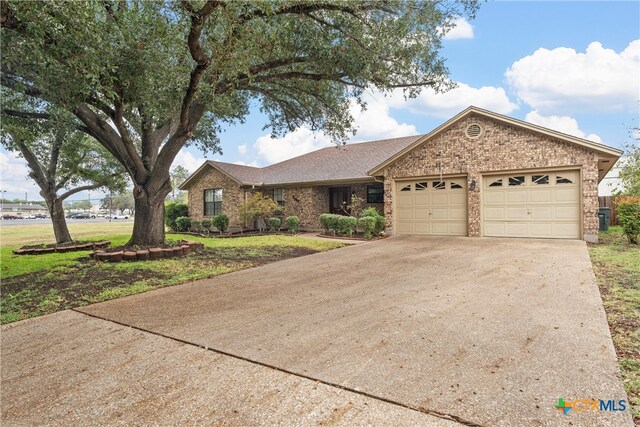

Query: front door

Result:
[329,187,351,215]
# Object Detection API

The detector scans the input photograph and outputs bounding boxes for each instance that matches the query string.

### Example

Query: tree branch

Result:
[1,108,50,120]
[58,183,105,201]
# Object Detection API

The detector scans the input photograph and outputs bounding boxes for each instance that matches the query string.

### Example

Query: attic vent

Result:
[465,123,482,139]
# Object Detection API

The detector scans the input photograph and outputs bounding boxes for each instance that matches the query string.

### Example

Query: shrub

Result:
[360,207,385,235]
[358,216,377,239]
[165,202,188,231]
[319,213,333,233]
[338,216,357,236]
[202,219,212,234]
[190,220,202,233]
[617,196,640,244]
[212,214,229,234]
[268,217,281,232]
[285,215,300,234]
[175,216,191,232]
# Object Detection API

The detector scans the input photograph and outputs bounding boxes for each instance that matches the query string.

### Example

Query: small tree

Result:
[617,196,640,244]
[239,193,279,233]
[618,139,640,196]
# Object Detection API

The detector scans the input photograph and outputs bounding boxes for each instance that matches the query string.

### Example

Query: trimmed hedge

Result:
[165,202,188,231]
[285,215,300,233]
[319,213,357,236]
[268,217,281,232]
[212,213,229,233]
[175,216,191,232]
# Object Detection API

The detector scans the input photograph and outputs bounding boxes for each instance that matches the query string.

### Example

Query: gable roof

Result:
[180,135,421,189]
[367,106,623,180]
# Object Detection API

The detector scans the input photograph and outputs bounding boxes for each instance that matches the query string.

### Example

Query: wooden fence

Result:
[598,196,619,226]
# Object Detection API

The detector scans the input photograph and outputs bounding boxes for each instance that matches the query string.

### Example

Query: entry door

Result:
[482,170,580,239]
[329,187,351,215]
[395,177,467,235]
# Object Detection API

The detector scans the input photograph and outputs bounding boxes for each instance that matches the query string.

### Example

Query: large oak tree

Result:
[1,0,478,245]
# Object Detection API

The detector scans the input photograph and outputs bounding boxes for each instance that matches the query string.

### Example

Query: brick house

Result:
[180,106,621,242]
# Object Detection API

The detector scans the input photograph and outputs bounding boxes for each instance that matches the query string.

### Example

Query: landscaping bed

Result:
[92,240,204,262]
[1,234,345,324]
[13,240,110,255]
[316,233,388,241]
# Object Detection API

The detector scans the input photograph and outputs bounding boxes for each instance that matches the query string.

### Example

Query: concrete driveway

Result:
[2,236,632,426]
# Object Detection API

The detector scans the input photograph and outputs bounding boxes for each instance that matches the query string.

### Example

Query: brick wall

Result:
[187,168,246,228]
[382,114,600,240]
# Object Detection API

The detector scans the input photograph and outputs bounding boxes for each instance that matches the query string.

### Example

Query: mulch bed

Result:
[13,241,110,255]
[316,233,388,241]
[92,240,205,263]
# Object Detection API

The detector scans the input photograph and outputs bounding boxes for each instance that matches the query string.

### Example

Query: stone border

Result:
[92,241,205,263]
[13,241,111,256]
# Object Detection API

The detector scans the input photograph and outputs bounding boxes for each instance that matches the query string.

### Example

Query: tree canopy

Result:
[1,0,479,245]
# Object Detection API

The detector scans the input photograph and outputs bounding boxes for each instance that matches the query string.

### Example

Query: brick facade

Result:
[381,114,600,241]
[187,170,385,231]
[186,169,247,228]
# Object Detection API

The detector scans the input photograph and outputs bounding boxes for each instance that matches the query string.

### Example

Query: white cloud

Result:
[385,82,518,118]
[237,144,247,155]
[0,150,41,199]
[233,160,259,167]
[506,40,640,113]
[173,149,205,173]
[443,17,474,40]
[252,93,418,165]
[524,110,602,143]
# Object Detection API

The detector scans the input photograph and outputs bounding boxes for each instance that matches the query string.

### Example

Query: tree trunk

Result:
[128,187,169,246]
[46,197,72,244]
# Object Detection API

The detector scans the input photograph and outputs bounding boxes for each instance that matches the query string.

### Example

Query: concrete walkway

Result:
[2,236,633,426]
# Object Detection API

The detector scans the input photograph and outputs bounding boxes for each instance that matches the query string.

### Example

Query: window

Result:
[271,188,285,207]
[204,189,222,216]
[367,184,384,203]
[508,176,525,186]
[556,175,573,184]
[450,182,463,189]
[432,181,445,190]
[415,182,428,191]
[532,175,549,185]
[400,184,412,192]
[489,178,503,187]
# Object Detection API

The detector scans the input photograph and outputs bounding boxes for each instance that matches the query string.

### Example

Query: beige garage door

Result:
[396,177,467,235]
[482,170,580,239]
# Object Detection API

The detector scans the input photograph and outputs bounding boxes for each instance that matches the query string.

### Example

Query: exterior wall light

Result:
[469,179,477,191]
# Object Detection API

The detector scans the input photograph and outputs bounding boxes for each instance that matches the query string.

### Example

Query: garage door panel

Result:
[483,170,580,239]
[506,191,528,203]
[530,189,552,203]
[484,191,505,204]
[395,177,467,236]
[449,208,467,220]
[506,207,528,220]
[485,207,506,220]
[555,188,579,202]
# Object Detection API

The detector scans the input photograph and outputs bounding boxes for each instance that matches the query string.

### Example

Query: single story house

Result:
[180,106,622,242]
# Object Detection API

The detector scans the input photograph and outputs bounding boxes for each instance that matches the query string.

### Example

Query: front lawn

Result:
[1,233,344,324]
[588,226,640,422]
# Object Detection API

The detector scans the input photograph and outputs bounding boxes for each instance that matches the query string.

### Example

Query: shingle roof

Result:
[188,135,422,188]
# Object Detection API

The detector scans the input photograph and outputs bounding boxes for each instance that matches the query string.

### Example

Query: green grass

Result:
[1,227,345,324]
[588,226,640,422]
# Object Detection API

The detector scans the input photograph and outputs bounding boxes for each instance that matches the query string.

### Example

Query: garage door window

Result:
[415,182,428,191]
[400,184,411,192]
[508,176,525,186]
[556,175,574,184]
[532,175,549,185]
[433,181,446,190]
[451,182,463,189]
[489,178,503,187]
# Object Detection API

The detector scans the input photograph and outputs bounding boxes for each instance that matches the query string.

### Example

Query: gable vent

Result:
[465,123,482,139]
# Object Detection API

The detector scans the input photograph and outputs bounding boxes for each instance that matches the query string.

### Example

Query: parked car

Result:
[110,214,130,220]
[2,214,20,220]
[69,213,90,219]
[34,214,47,219]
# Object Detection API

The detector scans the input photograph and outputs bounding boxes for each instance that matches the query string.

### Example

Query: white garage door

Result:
[482,170,580,239]
[396,177,467,235]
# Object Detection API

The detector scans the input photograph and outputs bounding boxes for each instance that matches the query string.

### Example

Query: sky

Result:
[1,1,639,204]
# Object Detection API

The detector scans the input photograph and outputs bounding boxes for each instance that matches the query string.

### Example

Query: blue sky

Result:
[1,1,639,203]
